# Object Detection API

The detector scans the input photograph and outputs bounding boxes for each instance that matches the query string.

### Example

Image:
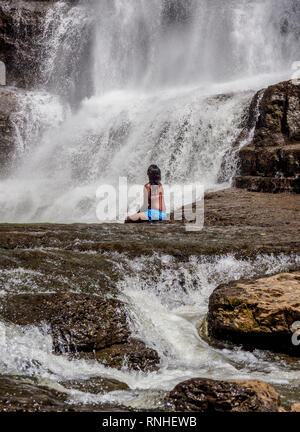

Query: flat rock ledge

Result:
[207,272,300,356]
[168,378,281,412]
[0,0,77,88]
[0,292,159,372]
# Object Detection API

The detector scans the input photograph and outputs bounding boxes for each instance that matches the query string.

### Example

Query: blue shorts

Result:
[144,209,167,221]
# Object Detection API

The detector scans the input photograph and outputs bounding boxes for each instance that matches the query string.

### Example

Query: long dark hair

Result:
[147,164,161,185]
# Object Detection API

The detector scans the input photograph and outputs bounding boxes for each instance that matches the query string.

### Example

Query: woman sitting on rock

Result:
[126,165,167,223]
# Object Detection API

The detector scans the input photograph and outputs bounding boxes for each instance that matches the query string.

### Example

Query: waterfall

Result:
[0,0,299,222]
[1,253,299,408]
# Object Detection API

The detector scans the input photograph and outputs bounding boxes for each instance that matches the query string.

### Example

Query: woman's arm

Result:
[139,185,149,213]
[160,184,166,213]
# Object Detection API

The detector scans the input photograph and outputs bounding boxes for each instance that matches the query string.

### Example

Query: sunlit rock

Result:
[208,271,300,356]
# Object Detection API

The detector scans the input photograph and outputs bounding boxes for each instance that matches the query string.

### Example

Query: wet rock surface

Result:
[0,0,79,88]
[208,271,300,356]
[0,1,94,103]
[78,339,160,372]
[235,81,300,193]
[60,377,129,395]
[0,376,129,412]
[0,189,300,263]
[168,378,281,412]
[0,293,129,352]
[0,188,299,411]
[0,293,159,371]
[0,0,53,88]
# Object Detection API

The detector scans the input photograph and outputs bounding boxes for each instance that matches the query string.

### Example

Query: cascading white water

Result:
[0,0,299,222]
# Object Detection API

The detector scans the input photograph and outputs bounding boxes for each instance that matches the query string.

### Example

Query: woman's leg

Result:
[126,212,148,222]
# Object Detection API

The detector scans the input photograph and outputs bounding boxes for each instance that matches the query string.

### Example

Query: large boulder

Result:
[207,272,300,356]
[79,339,160,372]
[60,376,129,395]
[234,173,300,193]
[168,378,281,412]
[0,1,94,103]
[234,81,300,193]
[0,292,159,371]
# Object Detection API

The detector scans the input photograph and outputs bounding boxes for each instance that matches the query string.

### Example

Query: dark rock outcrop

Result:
[168,378,281,412]
[235,81,300,193]
[207,272,300,356]
[60,376,129,394]
[0,0,94,103]
[77,339,160,372]
[0,376,68,412]
[0,0,52,88]
[291,403,300,412]
[0,292,159,371]
[235,172,300,193]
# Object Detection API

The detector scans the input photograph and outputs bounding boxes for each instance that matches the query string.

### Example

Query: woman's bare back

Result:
[145,183,166,212]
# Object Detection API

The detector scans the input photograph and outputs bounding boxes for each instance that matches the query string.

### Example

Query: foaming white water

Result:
[1,254,299,408]
[12,91,68,162]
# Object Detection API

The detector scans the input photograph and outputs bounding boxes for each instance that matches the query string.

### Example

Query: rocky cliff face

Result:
[0,0,57,88]
[235,81,300,193]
